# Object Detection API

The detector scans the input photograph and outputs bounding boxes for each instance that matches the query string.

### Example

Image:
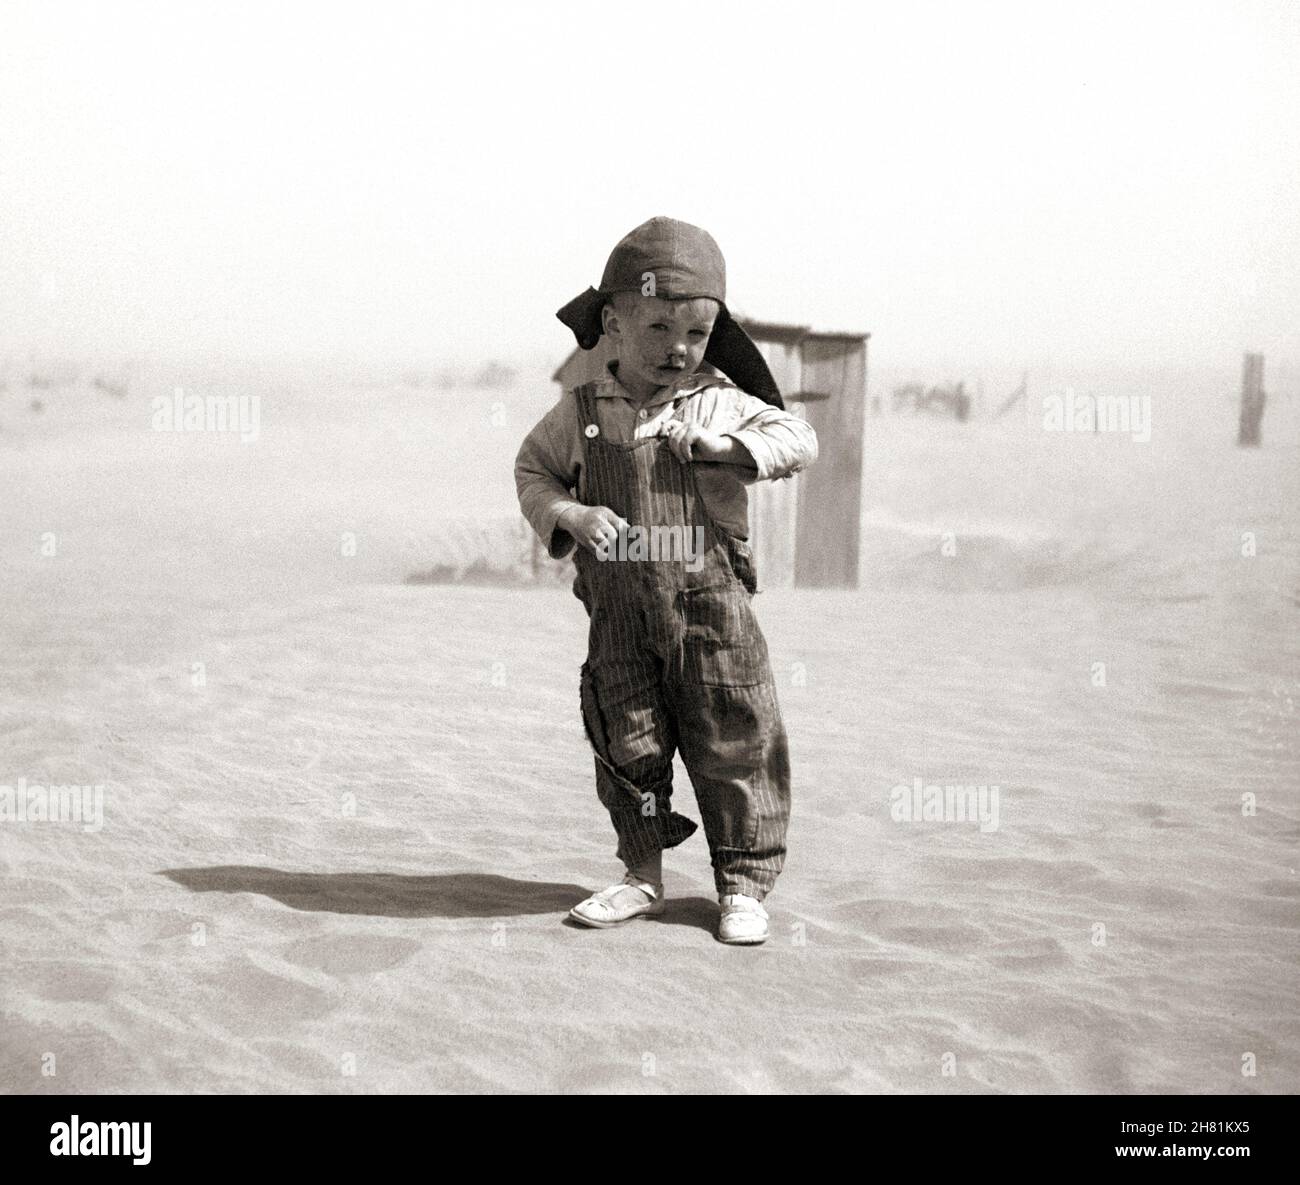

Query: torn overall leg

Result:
[579,655,698,869]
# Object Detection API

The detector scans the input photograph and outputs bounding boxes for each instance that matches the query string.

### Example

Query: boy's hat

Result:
[556,216,783,407]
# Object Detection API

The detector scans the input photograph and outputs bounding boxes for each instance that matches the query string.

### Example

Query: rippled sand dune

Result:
[1,374,1296,1093]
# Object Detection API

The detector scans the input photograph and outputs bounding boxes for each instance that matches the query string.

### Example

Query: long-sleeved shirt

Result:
[515,363,819,559]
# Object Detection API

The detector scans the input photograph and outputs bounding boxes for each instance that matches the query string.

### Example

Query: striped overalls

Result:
[572,382,791,900]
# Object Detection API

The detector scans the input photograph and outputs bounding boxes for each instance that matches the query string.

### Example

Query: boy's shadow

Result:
[160,866,716,931]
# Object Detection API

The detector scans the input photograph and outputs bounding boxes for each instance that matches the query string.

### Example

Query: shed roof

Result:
[735,317,870,344]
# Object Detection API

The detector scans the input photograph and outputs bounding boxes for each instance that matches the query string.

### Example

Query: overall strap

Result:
[572,381,601,447]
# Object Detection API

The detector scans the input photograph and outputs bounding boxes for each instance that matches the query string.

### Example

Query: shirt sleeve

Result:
[514,393,584,560]
[712,388,819,483]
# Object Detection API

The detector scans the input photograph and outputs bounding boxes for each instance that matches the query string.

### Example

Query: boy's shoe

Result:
[568,875,665,928]
[717,894,769,945]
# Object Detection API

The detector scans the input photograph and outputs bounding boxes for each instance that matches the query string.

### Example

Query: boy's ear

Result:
[600,300,621,339]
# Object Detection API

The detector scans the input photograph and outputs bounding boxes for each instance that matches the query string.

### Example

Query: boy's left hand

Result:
[659,420,747,466]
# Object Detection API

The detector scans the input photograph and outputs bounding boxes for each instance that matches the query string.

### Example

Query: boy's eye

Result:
[650,323,668,331]
[688,330,706,337]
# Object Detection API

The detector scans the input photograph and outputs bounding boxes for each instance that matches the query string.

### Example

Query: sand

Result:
[1,368,1297,1093]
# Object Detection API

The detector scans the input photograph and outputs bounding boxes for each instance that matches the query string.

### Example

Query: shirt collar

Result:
[595,360,723,408]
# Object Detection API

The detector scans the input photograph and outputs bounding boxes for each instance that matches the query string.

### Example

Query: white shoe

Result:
[569,875,665,928]
[717,894,769,945]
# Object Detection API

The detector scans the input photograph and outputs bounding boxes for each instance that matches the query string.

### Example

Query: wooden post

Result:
[1238,353,1266,447]
[794,335,867,588]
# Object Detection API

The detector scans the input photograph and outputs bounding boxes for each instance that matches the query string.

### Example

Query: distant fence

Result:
[404,516,570,586]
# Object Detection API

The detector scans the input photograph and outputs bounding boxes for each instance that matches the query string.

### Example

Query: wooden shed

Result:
[548,318,869,589]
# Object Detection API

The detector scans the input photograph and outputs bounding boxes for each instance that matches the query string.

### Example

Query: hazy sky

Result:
[2,0,1297,375]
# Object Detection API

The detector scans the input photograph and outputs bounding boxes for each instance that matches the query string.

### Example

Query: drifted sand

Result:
[2,577,1297,1094]
[1,375,1297,1093]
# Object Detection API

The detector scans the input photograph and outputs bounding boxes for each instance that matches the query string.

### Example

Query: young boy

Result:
[515,217,817,944]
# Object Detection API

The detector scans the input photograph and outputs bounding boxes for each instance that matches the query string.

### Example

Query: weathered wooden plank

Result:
[795,338,866,587]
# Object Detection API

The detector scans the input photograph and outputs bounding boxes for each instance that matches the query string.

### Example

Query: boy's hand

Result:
[559,504,630,559]
[659,420,756,469]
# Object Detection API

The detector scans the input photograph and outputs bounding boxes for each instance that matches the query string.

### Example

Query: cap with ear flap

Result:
[555,216,783,408]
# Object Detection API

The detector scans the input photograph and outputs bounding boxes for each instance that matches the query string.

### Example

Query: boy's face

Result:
[602,294,719,399]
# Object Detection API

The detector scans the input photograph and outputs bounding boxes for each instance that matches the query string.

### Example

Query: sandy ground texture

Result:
[1,371,1297,1093]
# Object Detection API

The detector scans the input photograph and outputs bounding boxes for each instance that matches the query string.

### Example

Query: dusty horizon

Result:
[2,0,1297,380]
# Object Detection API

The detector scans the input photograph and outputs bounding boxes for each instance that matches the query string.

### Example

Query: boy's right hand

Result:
[559,505,630,559]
